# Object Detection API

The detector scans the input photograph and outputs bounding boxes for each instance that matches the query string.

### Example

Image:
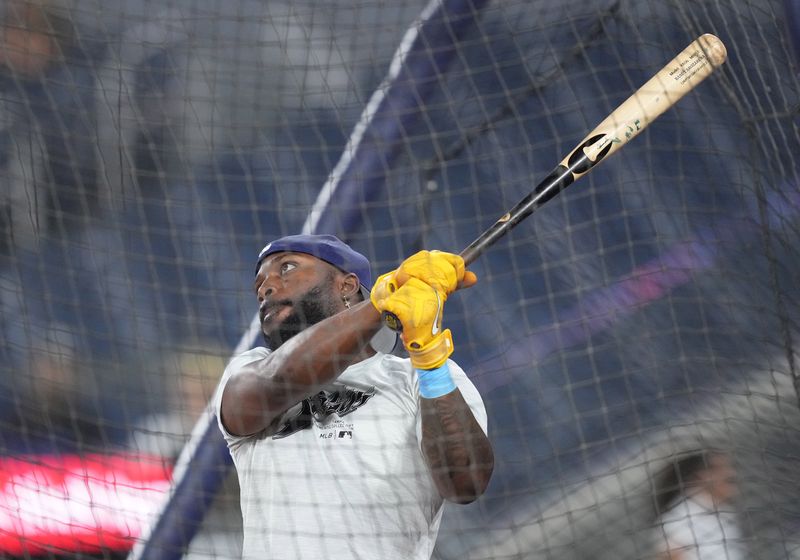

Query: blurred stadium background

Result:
[0,0,799,558]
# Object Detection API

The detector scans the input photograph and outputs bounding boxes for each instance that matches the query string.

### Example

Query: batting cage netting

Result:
[0,0,798,558]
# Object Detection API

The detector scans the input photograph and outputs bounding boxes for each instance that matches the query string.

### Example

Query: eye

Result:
[280,262,297,275]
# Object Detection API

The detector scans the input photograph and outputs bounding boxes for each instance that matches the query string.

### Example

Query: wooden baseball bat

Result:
[383,34,727,333]
[459,33,727,265]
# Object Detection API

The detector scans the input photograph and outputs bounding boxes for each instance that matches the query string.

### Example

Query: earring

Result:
[343,295,351,309]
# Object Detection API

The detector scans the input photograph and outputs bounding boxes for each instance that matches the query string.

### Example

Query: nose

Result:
[257,275,279,303]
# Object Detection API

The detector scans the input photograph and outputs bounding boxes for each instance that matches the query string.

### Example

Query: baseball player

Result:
[216,233,493,559]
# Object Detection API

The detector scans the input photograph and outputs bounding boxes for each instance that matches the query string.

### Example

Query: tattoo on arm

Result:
[420,390,494,504]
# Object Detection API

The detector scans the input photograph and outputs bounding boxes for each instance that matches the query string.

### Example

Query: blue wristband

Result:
[416,363,457,399]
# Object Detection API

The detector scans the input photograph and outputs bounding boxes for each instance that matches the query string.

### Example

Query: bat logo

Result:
[567,133,613,176]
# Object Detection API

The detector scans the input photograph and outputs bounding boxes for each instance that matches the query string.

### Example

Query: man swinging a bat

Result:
[213,33,727,560]
[215,234,494,560]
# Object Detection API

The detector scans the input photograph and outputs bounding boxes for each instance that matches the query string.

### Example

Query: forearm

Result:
[272,300,381,389]
[223,300,382,435]
[420,390,494,504]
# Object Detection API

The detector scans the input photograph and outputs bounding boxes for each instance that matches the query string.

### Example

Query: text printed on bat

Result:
[669,50,710,85]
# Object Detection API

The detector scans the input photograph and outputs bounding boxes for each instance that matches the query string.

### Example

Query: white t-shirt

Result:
[215,348,488,560]
[656,495,745,560]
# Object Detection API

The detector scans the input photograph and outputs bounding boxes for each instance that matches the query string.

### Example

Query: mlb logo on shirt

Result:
[338,430,353,439]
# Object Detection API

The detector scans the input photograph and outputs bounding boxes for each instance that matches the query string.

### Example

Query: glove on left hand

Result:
[378,277,454,369]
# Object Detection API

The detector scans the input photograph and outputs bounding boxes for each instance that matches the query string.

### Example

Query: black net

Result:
[0,0,798,558]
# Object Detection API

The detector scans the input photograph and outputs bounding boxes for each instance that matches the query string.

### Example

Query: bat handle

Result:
[382,164,570,333]
[459,239,486,267]
[381,215,506,334]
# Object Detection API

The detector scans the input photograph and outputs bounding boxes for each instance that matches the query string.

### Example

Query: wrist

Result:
[416,362,456,399]
[407,328,453,370]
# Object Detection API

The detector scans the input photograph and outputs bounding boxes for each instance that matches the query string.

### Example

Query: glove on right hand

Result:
[391,250,477,296]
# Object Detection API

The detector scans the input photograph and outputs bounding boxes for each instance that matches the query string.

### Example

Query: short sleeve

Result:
[655,498,739,559]
[449,360,489,434]
[213,347,272,448]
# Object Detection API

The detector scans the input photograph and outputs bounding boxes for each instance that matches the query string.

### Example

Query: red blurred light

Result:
[0,454,172,555]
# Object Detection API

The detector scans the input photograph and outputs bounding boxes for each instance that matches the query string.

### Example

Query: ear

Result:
[339,272,361,300]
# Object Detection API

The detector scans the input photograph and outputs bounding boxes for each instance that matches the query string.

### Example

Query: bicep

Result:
[218,352,288,437]
[220,371,274,437]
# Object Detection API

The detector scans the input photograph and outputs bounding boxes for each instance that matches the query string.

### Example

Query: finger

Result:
[394,251,463,290]
[457,270,478,290]
[430,250,465,280]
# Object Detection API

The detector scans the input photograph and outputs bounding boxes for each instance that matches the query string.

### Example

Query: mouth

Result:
[260,303,292,325]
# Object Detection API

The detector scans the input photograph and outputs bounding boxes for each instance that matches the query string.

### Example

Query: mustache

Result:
[261,284,334,349]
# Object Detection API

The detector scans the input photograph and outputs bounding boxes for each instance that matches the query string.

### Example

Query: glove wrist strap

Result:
[416,363,457,399]
[408,329,453,370]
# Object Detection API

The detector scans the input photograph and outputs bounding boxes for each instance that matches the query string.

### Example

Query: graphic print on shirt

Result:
[272,385,375,440]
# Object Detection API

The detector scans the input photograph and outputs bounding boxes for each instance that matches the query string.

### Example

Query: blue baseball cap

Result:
[256,234,373,293]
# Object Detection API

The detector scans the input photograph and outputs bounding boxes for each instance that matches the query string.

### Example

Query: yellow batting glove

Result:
[369,270,397,312]
[391,250,477,296]
[379,277,454,370]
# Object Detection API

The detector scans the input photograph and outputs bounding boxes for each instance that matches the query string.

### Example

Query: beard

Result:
[263,280,340,349]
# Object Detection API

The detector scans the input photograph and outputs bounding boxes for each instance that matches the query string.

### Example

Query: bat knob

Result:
[381,311,403,332]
